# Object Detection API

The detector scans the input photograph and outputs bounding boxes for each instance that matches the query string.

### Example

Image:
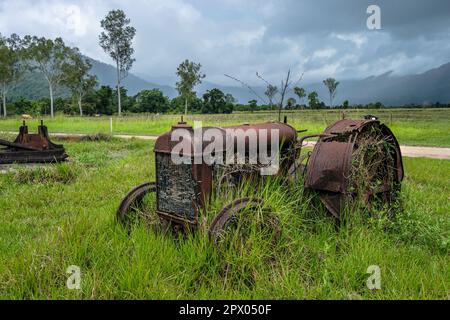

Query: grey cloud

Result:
[0,0,449,86]
[264,0,450,38]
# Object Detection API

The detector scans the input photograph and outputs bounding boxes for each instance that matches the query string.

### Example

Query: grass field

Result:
[0,136,448,299]
[1,108,449,147]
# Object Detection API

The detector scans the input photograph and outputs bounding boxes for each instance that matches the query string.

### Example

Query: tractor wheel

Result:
[209,198,280,251]
[304,119,404,220]
[117,182,166,230]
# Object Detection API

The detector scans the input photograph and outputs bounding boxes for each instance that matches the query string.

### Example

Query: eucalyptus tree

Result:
[176,60,205,115]
[323,78,339,108]
[62,50,97,116]
[264,84,278,110]
[287,97,297,109]
[0,33,25,117]
[293,86,306,108]
[23,36,75,118]
[99,9,136,116]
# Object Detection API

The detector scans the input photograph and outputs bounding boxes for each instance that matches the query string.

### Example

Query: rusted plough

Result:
[0,121,68,164]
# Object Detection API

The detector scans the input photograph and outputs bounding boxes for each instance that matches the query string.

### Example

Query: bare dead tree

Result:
[257,71,304,121]
[224,74,267,104]
[277,70,291,122]
[225,70,304,121]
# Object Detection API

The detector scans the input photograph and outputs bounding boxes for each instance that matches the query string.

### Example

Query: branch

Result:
[224,74,267,104]
[290,73,305,91]
[255,72,272,87]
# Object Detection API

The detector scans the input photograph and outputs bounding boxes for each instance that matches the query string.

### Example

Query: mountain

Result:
[88,58,177,98]
[302,63,450,106]
[140,63,450,105]
[8,58,450,106]
[195,63,450,106]
[8,58,178,101]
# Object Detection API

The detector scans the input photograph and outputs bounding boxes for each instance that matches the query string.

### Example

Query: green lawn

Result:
[1,108,449,147]
[0,137,448,299]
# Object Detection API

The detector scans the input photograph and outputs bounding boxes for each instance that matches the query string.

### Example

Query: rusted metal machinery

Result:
[117,117,403,239]
[303,119,404,219]
[117,120,299,239]
[0,121,68,164]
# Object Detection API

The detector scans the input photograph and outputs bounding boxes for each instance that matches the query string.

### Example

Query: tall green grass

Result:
[0,138,448,299]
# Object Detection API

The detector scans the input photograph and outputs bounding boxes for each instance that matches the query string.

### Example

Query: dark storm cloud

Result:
[0,0,449,85]
[265,0,450,38]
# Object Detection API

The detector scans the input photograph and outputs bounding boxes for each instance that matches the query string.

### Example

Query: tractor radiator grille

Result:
[156,153,197,220]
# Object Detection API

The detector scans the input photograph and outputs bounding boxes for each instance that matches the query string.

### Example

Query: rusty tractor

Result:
[0,121,68,165]
[117,117,403,240]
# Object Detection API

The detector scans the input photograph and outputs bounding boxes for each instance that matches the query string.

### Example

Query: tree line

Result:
[5,86,237,116]
[0,9,137,118]
[0,34,97,118]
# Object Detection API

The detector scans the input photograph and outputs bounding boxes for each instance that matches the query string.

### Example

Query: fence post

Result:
[110,117,113,136]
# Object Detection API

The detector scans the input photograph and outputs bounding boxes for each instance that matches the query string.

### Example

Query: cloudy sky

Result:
[1,0,449,86]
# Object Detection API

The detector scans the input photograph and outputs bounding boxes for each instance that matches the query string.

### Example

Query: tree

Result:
[202,88,232,114]
[62,49,97,116]
[294,86,306,109]
[323,78,339,108]
[94,85,114,115]
[176,59,205,115]
[248,99,258,113]
[0,33,25,117]
[224,93,236,114]
[277,70,292,121]
[265,84,278,110]
[342,100,349,109]
[99,9,136,116]
[12,97,34,115]
[23,36,75,118]
[170,96,203,114]
[286,97,297,109]
[258,70,300,120]
[113,87,134,113]
[225,93,236,105]
[374,101,384,109]
[308,91,319,109]
[133,89,169,113]
[228,70,303,121]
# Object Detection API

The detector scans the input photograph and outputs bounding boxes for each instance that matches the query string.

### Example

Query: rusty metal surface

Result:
[305,119,404,219]
[156,152,199,221]
[319,193,344,220]
[155,121,297,156]
[305,138,354,193]
[152,121,298,225]
[0,122,68,164]
[324,119,375,135]
[225,122,298,153]
[118,118,404,236]
[0,138,41,151]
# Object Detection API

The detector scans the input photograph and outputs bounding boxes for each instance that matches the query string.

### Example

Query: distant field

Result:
[0,137,448,299]
[1,108,449,147]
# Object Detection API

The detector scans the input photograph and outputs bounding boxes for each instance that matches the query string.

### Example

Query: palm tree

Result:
[323,78,339,108]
